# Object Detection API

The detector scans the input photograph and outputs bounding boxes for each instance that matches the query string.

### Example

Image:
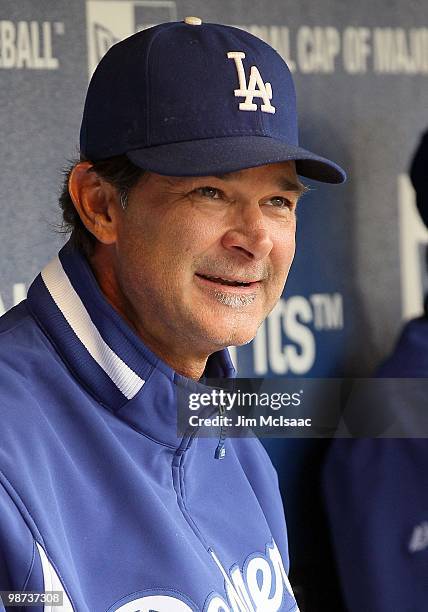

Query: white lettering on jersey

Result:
[114,595,193,611]
[206,540,297,611]
[112,540,297,612]
[409,521,428,553]
[227,51,276,114]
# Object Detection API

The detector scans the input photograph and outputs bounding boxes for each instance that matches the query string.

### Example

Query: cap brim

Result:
[127,136,346,183]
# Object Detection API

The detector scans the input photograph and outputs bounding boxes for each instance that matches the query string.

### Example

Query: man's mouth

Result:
[195,273,257,287]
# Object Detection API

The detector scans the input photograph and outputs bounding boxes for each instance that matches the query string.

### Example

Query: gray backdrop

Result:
[1,1,427,610]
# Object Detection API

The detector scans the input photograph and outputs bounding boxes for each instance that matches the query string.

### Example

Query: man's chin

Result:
[188,306,265,351]
[203,326,258,351]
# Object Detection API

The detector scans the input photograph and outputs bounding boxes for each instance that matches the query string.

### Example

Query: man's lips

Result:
[195,273,262,292]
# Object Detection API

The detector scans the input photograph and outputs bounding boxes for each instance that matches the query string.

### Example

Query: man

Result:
[323,131,428,612]
[0,18,345,612]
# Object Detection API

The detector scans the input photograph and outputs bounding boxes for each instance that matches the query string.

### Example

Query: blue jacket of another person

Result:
[323,317,428,612]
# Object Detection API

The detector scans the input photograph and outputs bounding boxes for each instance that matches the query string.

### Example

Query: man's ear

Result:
[68,162,121,245]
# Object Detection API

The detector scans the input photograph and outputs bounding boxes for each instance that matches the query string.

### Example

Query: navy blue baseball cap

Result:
[80,18,346,183]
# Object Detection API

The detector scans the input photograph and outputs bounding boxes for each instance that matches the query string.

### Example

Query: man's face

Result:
[112,161,303,355]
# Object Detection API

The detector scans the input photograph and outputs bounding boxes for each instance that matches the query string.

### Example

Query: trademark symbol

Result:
[310,293,343,330]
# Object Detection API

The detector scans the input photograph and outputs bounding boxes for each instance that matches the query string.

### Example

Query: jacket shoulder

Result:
[0,299,56,388]
[0,300,48,359]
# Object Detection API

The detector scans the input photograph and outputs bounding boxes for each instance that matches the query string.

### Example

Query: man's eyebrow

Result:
[212,173,309,195]
[277,177,309,195]
[211,173,237,181]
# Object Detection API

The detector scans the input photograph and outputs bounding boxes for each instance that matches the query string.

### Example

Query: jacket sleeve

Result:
[323,438,428,612]
[0,477,44,612]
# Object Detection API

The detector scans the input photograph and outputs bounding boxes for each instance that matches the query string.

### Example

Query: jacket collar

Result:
[27,242,235,446]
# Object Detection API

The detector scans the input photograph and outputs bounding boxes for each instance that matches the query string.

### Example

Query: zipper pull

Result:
[214,401,226,460]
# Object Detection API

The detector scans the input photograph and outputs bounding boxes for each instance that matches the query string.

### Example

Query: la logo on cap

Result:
[227,51,276,114]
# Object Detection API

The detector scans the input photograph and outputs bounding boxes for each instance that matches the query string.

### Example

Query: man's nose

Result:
[221,204,274,261]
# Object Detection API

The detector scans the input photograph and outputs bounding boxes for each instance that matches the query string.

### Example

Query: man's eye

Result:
[267,196,294,209]
[194,186,221,199]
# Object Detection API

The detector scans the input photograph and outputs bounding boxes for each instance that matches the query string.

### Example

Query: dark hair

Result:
[59,155,145,257]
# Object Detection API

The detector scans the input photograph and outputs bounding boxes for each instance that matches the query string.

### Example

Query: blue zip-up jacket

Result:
[0,243,298,612]
[323,318,428,612]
